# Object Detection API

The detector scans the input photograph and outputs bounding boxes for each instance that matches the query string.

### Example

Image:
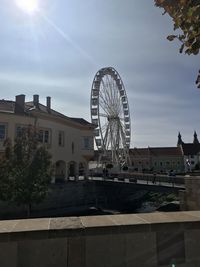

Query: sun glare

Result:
[15,0,39,14]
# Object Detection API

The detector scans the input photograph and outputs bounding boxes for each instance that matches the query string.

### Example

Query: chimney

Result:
[46,96,51,112]
[15,94,25,114]
[33,94,39,108]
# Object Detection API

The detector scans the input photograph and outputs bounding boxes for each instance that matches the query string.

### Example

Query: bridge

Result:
[89,172,185,193]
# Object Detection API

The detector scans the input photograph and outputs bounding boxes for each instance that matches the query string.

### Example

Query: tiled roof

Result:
[69,118,93,127]
[149,147,182,156]
[181,143,200,155]
[0,100,15,113]
[26,102,94,127]
[129,148,150,157]
[26,102,70,118]
[0,100,94,128]
[130,147,182,157]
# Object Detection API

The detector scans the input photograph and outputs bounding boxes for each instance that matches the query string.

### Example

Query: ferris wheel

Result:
[90,67,131,167]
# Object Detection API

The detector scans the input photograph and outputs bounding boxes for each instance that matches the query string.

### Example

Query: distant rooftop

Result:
[0,99,15,113]
[130,147,182,157]
[0,95,95,128]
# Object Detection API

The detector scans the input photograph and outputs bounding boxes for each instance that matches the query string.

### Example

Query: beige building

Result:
[0,94,95,181]
[130,146,184,173]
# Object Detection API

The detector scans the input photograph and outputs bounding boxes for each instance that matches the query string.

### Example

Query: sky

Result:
[0,0,199,148]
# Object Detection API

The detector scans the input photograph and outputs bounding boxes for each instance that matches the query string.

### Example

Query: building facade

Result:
[178,132,200,172]
[129,132,200,173]
[0,94,95,181]
[129,146,184,173]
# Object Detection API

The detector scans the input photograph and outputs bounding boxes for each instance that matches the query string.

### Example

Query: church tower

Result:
[193,131,199,144]
[177,132,184,146]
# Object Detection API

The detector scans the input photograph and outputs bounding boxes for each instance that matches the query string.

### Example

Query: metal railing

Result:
[89,172,185,188]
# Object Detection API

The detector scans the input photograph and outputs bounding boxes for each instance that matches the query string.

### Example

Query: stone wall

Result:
[1,211,200,267]
[0,179,181,219]
[0,181,97,218]
[181,177,200,210]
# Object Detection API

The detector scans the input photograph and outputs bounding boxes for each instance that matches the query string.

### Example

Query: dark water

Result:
[51,201,180,218]
[0,202,180,220]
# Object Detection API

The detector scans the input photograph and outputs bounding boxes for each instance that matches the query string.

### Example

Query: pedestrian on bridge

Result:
[153,173,157,184]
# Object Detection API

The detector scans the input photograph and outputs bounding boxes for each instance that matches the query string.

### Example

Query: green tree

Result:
[0,126,52,217]
[0,140,13,201]
[154,0,200,87]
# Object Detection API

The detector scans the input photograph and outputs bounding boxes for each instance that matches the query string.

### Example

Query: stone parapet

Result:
[1,211,200,266]
[182,176,200,210]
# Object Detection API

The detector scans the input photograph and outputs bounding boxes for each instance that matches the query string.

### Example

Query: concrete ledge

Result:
[1,212,200,266]
[0,211,200,238]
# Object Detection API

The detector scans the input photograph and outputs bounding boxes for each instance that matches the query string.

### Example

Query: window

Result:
[38,129,50,144]
[160,162,162,166]
[82,136,92,150]
[16,124,33,138]
[84,137,90,149]
[58,131,64,147]
[16,125,27,138]
[0,124,6,140]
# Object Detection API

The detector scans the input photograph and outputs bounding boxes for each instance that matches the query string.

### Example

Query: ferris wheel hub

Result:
[107,116,119,121]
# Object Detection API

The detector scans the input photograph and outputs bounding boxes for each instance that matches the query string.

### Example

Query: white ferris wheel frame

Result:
[90,67,131,166]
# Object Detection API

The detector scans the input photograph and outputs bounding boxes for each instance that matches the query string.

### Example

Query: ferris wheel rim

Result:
[90,67,131,164]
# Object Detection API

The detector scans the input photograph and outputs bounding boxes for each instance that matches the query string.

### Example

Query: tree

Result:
[0,126,52,217]
[154,0,200,87]
[0,139,13,201]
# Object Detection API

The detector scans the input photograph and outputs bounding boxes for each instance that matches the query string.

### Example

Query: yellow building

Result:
[0,94,95,181]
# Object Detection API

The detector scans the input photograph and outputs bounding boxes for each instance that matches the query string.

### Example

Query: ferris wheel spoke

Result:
[99,101,109,115]
[108,81,118,113]
[109,76,115,104]
[116,91,123,115]
[101,78,113,108]
[113,81,118,107]
[115,98,122,114]
[109,76,116,107]
[113,85,122,115]
[99,96,111,115]
[102,123,110,150]
[99,90,115,116]
[99,113,108,118]
[99,90,111,111]
[100,121,109,132]
[99,83,111,106]
[112,77,117,100]
[105,75,115,106]
[119,120,127,134]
